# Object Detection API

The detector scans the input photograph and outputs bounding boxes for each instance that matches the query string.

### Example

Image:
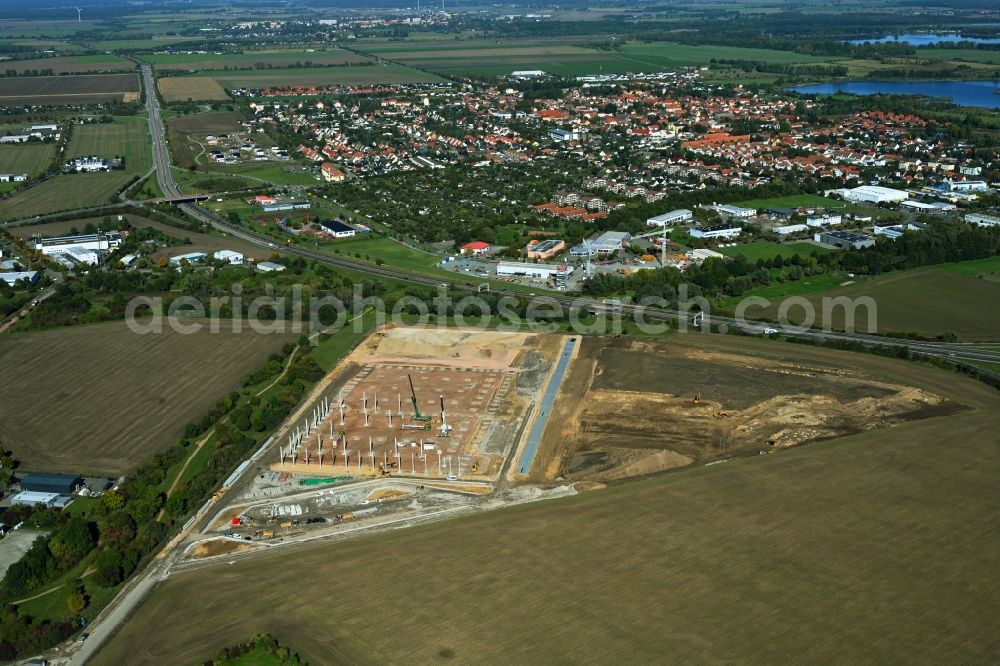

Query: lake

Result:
[848,33,1000,46]
[789,80,1000,109]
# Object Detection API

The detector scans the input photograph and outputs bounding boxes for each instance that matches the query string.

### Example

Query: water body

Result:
[790,80,1000,109]
[848,33,1000,46]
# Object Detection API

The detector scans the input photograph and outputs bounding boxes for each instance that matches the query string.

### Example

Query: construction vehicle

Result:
[261,531,275,539]
[469,460,480,474]
[377,463,392,477]
[692,393,701,405]
[280,521,292,529]
[407,374,432,421]
[714,410,732,418]
[438,396,453,437]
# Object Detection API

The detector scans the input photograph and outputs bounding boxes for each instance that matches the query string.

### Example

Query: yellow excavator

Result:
[692,393,701,405]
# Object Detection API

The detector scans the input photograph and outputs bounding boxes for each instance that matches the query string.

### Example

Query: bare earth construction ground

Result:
[537,336,960,483]
[94,336,1000,665]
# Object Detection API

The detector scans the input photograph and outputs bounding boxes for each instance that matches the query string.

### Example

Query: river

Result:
[848,33,1000,46]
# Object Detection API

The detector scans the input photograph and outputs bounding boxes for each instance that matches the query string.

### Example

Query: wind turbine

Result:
[75,7,82,22]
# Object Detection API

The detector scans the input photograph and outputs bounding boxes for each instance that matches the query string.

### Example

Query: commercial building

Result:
[838,185,909,204]
[901,200,956,213]
[0,270,38,286]
[497,262,573,287]
[11,491,62,508]
[772,224,809,236]
[512,70,546,78]
[262,200,309,213]
[646,209,693,227]
[549,128,581,142]
[965,213,1000,228]
[590,231,630,254]
[256,261,286,273]
[460,241,492,256]
[213,250,244,264]
[814,230,875,250]
[805,213,842,227]
[690,223,742,239]
[938,180,989,193]
[20,473,80,494]
[526,239,566,260]
[874,223,927,240]
[711,204,756,219]
[169,252,207,266]
[320,220,356,238]
[34,232,121,256]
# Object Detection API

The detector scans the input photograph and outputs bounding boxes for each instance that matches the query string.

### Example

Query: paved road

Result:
[516,337,577,475]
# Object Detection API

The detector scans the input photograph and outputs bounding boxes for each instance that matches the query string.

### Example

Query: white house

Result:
[806,213,842,227]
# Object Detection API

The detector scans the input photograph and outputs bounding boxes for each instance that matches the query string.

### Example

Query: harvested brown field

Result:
[169,111,243,135]
[190,540,259,559]
[158,76,229,102]
[0,74,139,105]
[9,214,190,240]
[535,335,961,482]
[0,320,295,476]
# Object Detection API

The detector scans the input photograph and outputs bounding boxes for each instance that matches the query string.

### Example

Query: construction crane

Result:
[407,374,432,422]
[438,396,453,437]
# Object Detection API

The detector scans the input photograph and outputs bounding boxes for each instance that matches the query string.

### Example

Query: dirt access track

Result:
[533,334,962,483]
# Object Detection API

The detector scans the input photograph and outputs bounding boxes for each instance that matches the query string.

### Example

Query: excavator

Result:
[377,463,392,477]
[692,392,701,405]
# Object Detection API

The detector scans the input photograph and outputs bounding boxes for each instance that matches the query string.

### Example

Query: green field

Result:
[201,64,441,89]
[0,142,54,177]
[364,39,837,77]
[756,265,1000,341]
[718,240,832,261]
[916,48,1000,64]
[732,194,849,210]
[94,339,1000,665]
[0,117,150,219]
[147,48,368,71]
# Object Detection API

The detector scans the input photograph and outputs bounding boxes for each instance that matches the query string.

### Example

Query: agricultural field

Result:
[199,64,441,89]
[0,116,151,219]
[94,336,1000,665]
[0,320,296,476]
[718,241,832,261]
[158,76,230,102]
[363,38,838,77]
[0,141,54,177]
[918,48,1000,64]
[0,73,139,105]
[147,48,369,72]
[9,213,191,240]
[756,265,1000,341]
[0,54,135,74]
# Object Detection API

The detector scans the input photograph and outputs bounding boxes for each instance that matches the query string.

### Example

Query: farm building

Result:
[20,473,80,494]
[320,220,356,238]
[526,239,566,260]
[0,173,27,182]
[590,231,630,254]
[65,156,120,173]
[838,186,908,204]
[814,230,875,250]
[460,241,492,256]
[0,270,38,286]
[213,250,244,264]
[169,252,207,266]
[690,224,742,239]
[966,213,1000,228]
[646,209,693,227]
[257,261,286,273]
[0,135,30,144]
